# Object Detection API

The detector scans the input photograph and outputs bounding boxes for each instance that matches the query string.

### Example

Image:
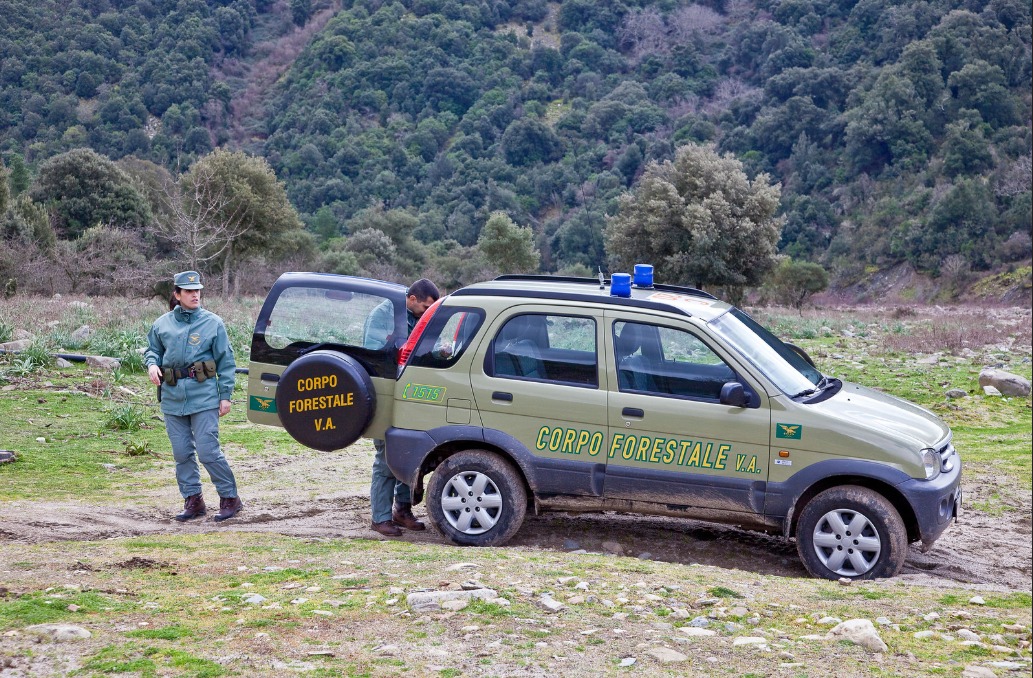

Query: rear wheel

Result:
[426,450,527,547]
[796,485,907,580]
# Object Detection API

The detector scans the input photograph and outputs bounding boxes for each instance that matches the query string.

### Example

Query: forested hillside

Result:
[0,0,1030,297]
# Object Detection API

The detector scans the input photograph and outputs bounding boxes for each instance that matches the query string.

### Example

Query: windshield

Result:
[709,308,822,396]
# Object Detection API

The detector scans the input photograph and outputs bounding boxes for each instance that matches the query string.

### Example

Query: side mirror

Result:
[719,382,748,407]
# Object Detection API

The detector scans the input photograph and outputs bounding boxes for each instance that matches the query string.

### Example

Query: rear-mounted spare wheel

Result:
[275,350,375,451]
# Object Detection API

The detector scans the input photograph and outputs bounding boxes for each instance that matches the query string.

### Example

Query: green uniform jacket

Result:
[145,306,236,416]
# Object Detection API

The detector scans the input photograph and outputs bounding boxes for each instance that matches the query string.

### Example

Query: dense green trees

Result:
[29,148,151,238]
[606,143,784,303]
[0,0,1030,299]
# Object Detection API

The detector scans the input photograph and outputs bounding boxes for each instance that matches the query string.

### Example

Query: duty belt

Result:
[161,360,217,386]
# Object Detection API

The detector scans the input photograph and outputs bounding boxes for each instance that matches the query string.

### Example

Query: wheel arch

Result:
[789,476,920,544]
[409,431,536,508]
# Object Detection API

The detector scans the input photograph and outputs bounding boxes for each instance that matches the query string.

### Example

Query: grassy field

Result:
[1,296,1030,676]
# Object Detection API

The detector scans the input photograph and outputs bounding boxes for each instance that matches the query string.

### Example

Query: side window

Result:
[490,314,597,387]
[265,287,397,351]
[613,321,736,400]
[409,307,485,369]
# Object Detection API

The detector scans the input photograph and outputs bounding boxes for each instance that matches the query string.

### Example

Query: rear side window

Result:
[265,287,397,351]
[409,307,485,369]
[489,313,597,387]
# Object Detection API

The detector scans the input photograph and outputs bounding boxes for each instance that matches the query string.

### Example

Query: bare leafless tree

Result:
[670,4,725,44]
[155,164,253,275]
[618,8,668,61]
[995,153,1032,197]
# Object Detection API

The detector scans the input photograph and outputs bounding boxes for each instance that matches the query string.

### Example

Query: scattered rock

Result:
[688,617,710,628]
[12,329,33,341]
[0,339,32,351]
[24,624,92,642]
[961,666,997,678]
[601,541,624,556]
[732,637,768,647]
[958,629,982,642]
[538,594,565,613]
[646,647,688,663]
[983,385,1003,396]
[0,450,16,464]
[86,356,121,370]
[407,588,497,613]
[70,325,93,343]
[978,368,1031,397]
[969,596,986,605]
[619,657,636,667]
[242,594,267,605]
[826,619,888,653]
[441,599,469,611]
[562,539,581,550]
[55,357,74,368]
[678,627,717,637]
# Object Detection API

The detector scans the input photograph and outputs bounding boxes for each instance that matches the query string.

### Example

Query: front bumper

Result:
[900,454,962,548]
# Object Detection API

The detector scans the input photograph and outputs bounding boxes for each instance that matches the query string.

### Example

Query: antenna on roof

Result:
[597,266,605,289]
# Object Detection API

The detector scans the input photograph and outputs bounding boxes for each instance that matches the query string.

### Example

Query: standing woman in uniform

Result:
[145,271,243,522]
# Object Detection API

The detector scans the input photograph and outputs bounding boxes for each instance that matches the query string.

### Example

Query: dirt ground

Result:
[1,442,1029,592]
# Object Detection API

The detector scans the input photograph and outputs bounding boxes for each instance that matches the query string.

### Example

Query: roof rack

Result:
[491,274,717,300]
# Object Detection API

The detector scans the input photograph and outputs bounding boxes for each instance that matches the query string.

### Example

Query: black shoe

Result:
[174,494,206,522]
[213,496,243,522]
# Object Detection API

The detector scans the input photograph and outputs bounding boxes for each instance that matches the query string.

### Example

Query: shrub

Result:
[105,404,147,432]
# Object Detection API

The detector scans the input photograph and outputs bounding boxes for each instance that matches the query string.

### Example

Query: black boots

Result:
[174,494,206,521]
[392,503,426,531]
[214,496,243,522]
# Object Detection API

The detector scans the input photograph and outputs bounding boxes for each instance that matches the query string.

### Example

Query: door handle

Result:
[260,372,281,382]
[492,391,513,402]
[622,407,644,418]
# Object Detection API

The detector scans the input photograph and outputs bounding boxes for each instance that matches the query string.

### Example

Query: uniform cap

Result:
[174,271,204,290]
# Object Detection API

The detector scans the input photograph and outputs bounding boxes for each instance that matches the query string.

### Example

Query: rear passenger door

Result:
[469,306,608,497]
[603,311,771,515]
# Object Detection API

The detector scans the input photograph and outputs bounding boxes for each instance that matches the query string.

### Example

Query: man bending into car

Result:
[362,278,440,537]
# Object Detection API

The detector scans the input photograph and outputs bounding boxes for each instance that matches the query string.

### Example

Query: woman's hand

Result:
[219,399,232,417]
[148,365,162,386]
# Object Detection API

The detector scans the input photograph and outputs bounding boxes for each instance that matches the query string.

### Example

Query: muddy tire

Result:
[426,450,527,547]
[275,350,375,452]
[796,485,907,580]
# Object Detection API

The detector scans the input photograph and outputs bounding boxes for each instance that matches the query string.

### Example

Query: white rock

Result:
[961,666,997,678]
[914,631,936,639]
[619,657,636,667]
[733,637,768,647]
[957,629,982,642]
[827,620,888,653]
[242,594,267,605]
[441,599,469,611]
[407,588,497,613]
[969,596,986,605]
[24,624,92,642]
[679,627,717,637]
[923,612,941,622]
[538,595,565,613]
[646,647,688,663]
[818,616,843,625]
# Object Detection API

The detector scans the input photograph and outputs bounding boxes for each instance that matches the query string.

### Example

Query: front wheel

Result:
[426,450,527,547]
[796,485,908,580]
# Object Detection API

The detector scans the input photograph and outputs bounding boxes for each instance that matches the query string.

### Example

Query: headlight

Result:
[921,448,941,479]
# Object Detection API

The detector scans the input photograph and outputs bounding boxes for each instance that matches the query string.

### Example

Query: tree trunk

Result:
[222,242,233,297]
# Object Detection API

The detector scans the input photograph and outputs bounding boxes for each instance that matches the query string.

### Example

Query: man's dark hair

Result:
[407,278,440,301]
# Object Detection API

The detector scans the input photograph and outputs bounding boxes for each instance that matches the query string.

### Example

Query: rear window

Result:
[264,287,396,350]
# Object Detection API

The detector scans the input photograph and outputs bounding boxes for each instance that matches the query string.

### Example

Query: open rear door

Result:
[247,273,407,450]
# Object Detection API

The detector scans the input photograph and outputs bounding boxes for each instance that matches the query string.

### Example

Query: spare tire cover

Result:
[275,350,376,451]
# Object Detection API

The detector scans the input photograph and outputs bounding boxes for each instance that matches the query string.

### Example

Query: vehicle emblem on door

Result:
[776,423,802,439]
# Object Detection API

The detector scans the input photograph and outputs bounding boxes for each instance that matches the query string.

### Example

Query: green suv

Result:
[247,270,961,580]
